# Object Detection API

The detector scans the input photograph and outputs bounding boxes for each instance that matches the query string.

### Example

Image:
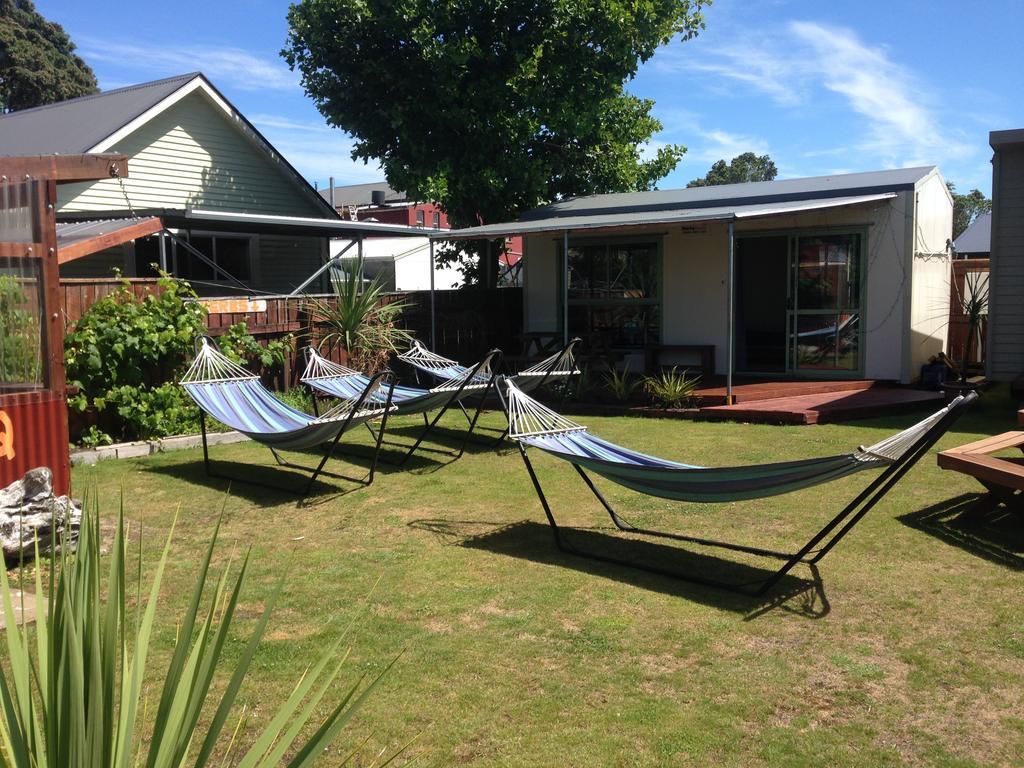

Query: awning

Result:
[432,192,897,241]
[56,217,163,264]
[179,209,427,238]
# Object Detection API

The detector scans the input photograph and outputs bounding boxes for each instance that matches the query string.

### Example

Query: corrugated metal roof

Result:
[953,211,991,255]
[0,73,200,155]
[56,217,164,263]
[436,192,897,240]
[319,181,407,207]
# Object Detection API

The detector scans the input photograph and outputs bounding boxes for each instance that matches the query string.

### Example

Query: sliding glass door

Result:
[788,232,863,373]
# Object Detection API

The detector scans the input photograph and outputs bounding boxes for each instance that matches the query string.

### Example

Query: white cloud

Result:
[79,38,298,92]
[657,21,974,169]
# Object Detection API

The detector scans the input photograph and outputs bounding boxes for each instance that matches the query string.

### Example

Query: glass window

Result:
[564,240,660,347]
[134,235,162,277]
[415,210,425,227]
[795,233,861,311]
[432,211,441,229]
[174,234,250,282]
[0,258,45,390]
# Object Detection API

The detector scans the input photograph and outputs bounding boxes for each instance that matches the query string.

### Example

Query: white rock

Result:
[0,468,82,563]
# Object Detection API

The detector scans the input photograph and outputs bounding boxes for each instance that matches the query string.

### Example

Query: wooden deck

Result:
[692,377,879,406]
[696,384,943,425]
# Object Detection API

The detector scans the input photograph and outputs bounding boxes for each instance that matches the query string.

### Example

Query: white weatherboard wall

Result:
[523,192,949,382]
[57,89,328,293]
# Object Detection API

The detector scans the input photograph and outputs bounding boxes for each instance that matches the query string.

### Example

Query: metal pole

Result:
[726,220,735,405]
[329,176,335,209]
[429,238,436,348]
[289,239,358,296]
[158,231,168,272]
[563,230,569,345]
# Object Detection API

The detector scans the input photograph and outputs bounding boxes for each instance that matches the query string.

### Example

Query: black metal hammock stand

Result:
[500,379,977,595]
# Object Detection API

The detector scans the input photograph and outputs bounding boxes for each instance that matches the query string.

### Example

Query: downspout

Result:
[726,219,736,404]
[429,238,436,348]
[563,230,570,345]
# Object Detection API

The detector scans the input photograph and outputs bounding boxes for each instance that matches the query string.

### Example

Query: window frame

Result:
[169,230,258,285]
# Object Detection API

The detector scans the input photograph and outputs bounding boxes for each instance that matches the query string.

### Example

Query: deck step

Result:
[698,388,944,425]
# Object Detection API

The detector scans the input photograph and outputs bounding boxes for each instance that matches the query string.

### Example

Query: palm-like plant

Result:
[954,269,990,383]
[643,367,701,409]
[0,500,408,767]
[304,259,413,372]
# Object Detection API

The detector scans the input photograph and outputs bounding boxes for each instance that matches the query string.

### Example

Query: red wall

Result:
[0,393,70,496]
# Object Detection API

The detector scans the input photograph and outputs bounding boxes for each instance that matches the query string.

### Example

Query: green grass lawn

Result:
[71,388,1024,767]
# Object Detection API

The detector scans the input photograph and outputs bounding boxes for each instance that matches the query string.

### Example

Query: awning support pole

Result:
[563,230,569,346]
[288,239,358,296]
[429,239,436,348]
[726,220,735,405]
[158,231,167,272]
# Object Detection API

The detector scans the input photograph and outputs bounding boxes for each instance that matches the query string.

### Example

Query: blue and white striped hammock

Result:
[300,347,496,415]
[398,338,579,392]
[181,339,394,452]
[504,380,962,503]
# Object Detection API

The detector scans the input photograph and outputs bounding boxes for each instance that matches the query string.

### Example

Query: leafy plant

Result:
[643,367,700,408]
[219,321,292,371]
[304,258,413,372]
[603,364,641,402]
[64,274,279,443]
[0,275,42,385]
[0,500,408,767]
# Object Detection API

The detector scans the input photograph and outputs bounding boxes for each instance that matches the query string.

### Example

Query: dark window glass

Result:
[133,235,162,277]
[215,237,250,280]
[0,258,45,390]
[565,241,660,347]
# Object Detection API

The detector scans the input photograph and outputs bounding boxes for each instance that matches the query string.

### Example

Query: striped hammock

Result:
[300,347,496,414]
[181,339,393,452]
[504,380,962,503]
[398,338,579,393]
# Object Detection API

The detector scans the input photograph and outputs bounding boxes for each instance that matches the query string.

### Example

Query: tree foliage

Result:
[0,0,98,112]
[947,182,992,241]
[284,0,708,283]
[687,152,777,187]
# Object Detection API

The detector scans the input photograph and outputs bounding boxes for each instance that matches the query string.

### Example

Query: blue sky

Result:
[40,0,1023,195]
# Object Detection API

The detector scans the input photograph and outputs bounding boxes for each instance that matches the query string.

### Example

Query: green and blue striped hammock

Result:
[502,378,975,595]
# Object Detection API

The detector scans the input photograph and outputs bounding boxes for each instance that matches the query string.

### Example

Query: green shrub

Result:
[603,364,641,402]
[0,501,408,767]
[644,367,701,408]
[0,275,43,385]
[65,273,282,444]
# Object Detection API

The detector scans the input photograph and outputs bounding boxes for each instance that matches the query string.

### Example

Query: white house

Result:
[437,167,953,386]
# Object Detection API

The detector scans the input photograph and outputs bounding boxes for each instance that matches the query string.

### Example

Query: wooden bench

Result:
[937,431,1024,513]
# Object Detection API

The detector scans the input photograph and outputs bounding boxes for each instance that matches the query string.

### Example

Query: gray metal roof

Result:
[180,208,426,237]
[319,181,407,207]
[0,73,200,155]
[436,192,897,240]
[437,166,934,239]
[953,211,991,255]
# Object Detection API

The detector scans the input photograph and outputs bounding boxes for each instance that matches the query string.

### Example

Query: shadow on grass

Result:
[409,518,830,620]
[898,493,1024,570]
[140,439,446,506]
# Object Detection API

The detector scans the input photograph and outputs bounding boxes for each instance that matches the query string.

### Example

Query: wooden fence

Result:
[947,258,989,371]
[60,278,524,391]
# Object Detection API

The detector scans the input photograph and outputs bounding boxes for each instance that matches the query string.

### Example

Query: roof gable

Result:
[0,73,199,155]
[953,211,992,254]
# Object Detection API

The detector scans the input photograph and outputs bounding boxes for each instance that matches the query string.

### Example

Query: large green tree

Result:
[284,0,707,284]
[946,182,992,240]
[0,0,98,112]
[687,151,777,187]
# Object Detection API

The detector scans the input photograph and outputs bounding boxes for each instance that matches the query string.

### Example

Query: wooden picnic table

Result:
[937,430,1024,513]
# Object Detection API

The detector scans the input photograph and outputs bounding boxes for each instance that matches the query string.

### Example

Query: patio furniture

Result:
[301,347,503,464]
[500,379,976,595]
[181,337,396,494]
[937,431,1024,513]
